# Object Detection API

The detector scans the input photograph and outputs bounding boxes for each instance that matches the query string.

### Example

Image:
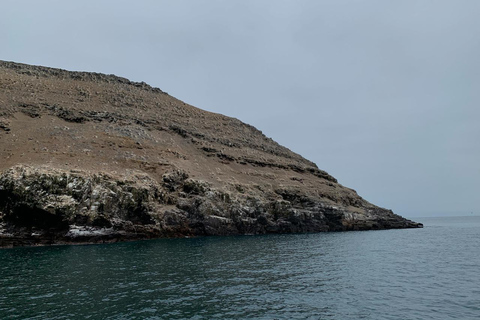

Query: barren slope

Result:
[0,61,421,247]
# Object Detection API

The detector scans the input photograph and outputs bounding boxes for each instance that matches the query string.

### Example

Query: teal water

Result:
[1,216,479,319]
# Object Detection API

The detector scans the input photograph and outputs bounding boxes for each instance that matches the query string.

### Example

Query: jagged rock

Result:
[0,61,422,247]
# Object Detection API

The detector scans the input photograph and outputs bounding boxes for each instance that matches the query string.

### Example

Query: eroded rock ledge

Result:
[0,166,422,247]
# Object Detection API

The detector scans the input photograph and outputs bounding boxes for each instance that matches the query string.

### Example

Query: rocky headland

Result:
[0,61,422,247]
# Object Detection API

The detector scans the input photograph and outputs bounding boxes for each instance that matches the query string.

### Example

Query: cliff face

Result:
[0,61,421,247]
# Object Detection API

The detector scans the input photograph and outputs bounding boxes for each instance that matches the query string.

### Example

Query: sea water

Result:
[1,216,479,319]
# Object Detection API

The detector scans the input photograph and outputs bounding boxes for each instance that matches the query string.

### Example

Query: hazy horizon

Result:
[2,1,479,217]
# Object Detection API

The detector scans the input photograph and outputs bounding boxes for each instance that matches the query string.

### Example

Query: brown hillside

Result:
[0,61,421,247]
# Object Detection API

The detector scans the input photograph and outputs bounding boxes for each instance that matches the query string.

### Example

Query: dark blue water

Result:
[1,216,479,319]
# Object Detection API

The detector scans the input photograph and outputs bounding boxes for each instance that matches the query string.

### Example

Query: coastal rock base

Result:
[0,165,422,247]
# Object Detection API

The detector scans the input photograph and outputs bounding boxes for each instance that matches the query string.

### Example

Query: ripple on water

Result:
[0,216,479,319]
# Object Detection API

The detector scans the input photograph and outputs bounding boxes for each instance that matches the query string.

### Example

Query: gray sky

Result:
[2,0,479,217]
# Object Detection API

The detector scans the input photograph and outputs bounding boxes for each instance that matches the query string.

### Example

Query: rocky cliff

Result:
[0,61,421,247]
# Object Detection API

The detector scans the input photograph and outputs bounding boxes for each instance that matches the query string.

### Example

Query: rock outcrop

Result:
[0,61,422,247]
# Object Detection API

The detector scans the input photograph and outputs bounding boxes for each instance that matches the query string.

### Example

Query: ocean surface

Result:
[1,216,479,320]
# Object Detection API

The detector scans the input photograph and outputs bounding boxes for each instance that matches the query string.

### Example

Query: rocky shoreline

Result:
[0,165,421,248]
[0,61,422,247]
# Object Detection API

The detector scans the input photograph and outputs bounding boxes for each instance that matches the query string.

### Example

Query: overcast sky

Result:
[1,0,479,217]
